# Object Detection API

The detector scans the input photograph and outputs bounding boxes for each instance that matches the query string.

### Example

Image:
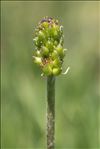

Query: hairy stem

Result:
[47,75,55,149]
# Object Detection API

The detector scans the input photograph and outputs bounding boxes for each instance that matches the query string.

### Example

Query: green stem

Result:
[47,75,55,149]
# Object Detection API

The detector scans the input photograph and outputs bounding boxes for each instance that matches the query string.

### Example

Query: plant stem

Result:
[47,75,55,149]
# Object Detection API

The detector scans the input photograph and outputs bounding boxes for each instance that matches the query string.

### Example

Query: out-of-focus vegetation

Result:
[1,1,99,149]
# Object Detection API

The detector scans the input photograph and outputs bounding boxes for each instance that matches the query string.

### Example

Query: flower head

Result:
[33,17,67,76]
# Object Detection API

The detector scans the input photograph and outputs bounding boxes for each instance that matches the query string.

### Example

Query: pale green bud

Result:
[52,67,62,75]
[53,58,61,67]
[42,65,52,75]
[36,50,41,57]
[42,22,49,28]
[46,41,54,52]
[41,46,49,57]
[32,56,42,65]
[38,30,45,40]
[51,50,58,60]
[56,45,64,58]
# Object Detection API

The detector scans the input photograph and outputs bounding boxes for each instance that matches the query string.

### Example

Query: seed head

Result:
[33,17,67,76]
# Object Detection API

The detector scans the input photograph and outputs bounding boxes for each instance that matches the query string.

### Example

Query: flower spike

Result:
[33,17,68,76]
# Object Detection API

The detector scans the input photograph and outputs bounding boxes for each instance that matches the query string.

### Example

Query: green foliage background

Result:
[1,1,99,149]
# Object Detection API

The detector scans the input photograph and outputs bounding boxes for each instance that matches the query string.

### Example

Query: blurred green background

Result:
[1,1,100,149]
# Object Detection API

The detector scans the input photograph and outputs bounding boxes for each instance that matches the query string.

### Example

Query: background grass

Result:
[1,1,100,149]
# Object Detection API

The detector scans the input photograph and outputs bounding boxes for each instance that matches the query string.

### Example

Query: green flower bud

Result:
[51,50,58,60]
[54,41,58,46]
[33,17,67,76]
[52,67,62,75]
[35,50,41,57]
[42,64,52,75]
[33,37,38,46]
[56,45,65,58]
[32,56,42,65]
[46,41,54,52]
[38,30,45,40]
[41,46,49,57]
[42,22,49,28]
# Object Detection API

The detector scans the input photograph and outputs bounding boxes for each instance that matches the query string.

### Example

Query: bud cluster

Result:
[33,17,67,76]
